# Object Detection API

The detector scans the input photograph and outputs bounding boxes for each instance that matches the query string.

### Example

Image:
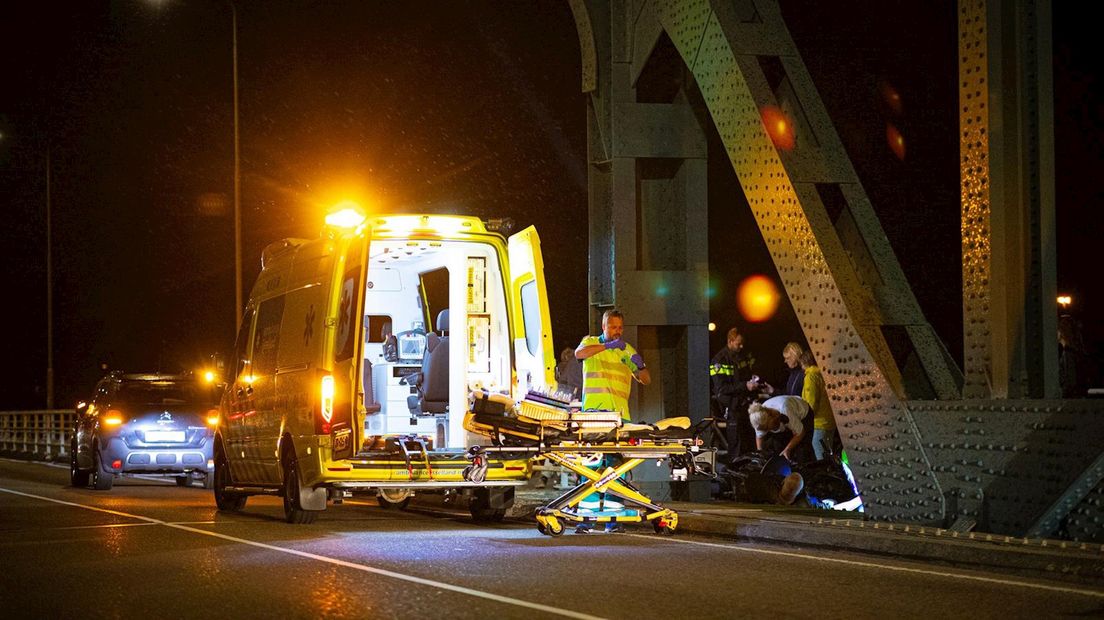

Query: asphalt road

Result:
[1,458,1102,619]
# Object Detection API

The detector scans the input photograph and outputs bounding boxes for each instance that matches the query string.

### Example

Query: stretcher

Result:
[464,389,709,536]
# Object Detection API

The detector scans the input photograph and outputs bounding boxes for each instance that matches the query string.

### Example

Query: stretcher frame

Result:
[466,439,702,536]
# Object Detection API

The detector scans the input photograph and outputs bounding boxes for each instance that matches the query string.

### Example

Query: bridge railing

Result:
[0,410,74,461]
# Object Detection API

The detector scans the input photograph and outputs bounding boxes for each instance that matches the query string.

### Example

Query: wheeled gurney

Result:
[464,389,708,536]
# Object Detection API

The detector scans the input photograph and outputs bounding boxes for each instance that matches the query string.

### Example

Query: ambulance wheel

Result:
[69,448,90,487]
[377,488,411,510]
[213,450,247,512]
[92,449,113,491]
[283,457,318,524]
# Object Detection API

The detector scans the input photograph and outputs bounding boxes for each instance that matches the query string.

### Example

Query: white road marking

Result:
[0,459,186,485]
[0,487,604,620]
[54,521,218,531]
[623,533,1104,598]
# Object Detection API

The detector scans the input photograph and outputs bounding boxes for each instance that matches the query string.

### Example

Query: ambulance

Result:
[214,207,554,523]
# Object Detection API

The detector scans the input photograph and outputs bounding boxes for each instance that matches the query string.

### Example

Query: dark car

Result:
[70,372,220,490]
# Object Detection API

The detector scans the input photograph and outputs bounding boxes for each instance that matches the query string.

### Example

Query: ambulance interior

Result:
[360,239,512,450]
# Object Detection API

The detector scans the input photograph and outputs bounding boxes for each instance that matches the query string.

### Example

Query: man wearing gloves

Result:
[572,308,650,532]
[575,308,651,419]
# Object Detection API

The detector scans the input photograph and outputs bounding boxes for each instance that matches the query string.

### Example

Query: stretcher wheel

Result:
[545,517,564,537]
[653,518,677,536]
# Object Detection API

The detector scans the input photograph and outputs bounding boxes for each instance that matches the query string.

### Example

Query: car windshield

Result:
[115,381,214,406]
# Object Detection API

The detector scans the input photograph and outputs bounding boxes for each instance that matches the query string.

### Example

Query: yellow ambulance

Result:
[214,208,554,523]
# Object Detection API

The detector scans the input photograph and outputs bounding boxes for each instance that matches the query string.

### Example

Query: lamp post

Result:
[232,1,242,326]
[46,145,54,410]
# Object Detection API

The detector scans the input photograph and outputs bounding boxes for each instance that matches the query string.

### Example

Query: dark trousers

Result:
[724,403,756,462]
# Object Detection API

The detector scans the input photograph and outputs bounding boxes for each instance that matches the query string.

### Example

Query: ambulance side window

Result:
[233,306,256,379]
[252,296,286,376]
[520,280,540,355]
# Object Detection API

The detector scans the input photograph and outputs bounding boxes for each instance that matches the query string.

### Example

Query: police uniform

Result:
[710,346,757,460]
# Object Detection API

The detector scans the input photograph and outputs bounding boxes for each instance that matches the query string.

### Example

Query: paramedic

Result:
[575,309,651,419]
[573,308,650,532]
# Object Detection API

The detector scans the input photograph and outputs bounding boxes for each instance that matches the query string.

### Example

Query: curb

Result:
[675,509,1104,585]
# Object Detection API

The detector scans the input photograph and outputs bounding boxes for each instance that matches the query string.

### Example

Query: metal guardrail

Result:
[0,410,74,460]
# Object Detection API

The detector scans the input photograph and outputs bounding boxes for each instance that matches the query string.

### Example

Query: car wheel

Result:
[213,452,246,512]
[92,449,113,491]
[282,457,318,524]
[175,476,190,487]
[201,473,214,490]
[69,447,90,487]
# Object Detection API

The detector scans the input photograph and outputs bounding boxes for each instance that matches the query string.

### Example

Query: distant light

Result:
[1058,295,1072,308]
[760,105,795,151]
[203,370,216,383]
[325,201,366,228]
[737,275,781,323]
[880,81,903,116]
[708,322,716,332]
[886,123,906,160]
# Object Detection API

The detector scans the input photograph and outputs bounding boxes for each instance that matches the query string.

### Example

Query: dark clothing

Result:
[782,367,805,396]
[555,356,584,399]
[710,347,757,460]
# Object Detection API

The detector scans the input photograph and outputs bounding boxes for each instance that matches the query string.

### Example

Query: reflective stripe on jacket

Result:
[579,335,639,420]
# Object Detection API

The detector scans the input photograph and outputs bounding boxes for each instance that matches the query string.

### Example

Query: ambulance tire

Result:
[213,449,247,512]
[377,488,411,510]
[283,457,318,524]
[92,449,113,491]
[70,447,90,487]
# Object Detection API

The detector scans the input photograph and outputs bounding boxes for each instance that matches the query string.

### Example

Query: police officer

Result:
[710,327,767,462]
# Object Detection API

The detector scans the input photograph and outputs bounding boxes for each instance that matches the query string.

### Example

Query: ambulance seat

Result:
[362,359,381,415]
[410,309,450,414]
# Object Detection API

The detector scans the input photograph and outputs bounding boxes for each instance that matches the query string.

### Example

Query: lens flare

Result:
[880,81,903,116]
[737,275,781,323]
[886,123,906,160]
[760,105,795,151]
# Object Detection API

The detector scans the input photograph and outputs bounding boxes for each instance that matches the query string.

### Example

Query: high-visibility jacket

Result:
[579,335,641,420]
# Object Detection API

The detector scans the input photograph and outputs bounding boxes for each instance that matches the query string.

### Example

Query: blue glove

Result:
[603,338,625,350]
[630,353,646,369]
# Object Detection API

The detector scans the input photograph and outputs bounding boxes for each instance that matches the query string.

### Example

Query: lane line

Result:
[623,533,1104,598]
[0,486,604,620]
[1,459,179,484]
[52,521,218,531]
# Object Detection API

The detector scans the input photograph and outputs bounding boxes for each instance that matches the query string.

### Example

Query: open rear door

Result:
[508,226,555,395]
[330,227,371,460]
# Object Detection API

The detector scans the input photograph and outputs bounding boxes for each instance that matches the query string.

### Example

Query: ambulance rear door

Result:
[507,226,555,394]
[329,228,371,461]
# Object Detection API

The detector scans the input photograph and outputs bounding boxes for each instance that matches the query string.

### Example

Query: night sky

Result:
[1,2,1099,409]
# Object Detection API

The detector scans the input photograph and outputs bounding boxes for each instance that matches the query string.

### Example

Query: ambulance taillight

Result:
[318,374,335,434]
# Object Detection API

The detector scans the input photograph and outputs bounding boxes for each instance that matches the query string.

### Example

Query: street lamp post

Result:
[232,1,242,327]
[46,146,54,410]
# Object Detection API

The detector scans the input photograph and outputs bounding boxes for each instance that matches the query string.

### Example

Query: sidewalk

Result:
[496,488,1104,586]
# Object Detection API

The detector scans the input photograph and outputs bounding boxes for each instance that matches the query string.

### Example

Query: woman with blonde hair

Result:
[748,394,815,463]
[781,342,805,396]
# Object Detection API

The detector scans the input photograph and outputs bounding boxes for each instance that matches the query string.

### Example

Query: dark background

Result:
[0,2,1099,409]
